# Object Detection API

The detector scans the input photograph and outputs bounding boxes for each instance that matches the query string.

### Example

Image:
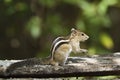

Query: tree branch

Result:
[0,54,120,78]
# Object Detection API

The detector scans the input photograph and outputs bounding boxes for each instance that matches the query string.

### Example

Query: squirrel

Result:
[6,28,89,73]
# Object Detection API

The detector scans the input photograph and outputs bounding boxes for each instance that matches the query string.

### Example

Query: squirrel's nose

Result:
[86,36,89,39]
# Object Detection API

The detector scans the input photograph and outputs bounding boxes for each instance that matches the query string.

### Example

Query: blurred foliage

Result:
[26,16,42,39]
[100,32,114,49]
[0,0,120,59]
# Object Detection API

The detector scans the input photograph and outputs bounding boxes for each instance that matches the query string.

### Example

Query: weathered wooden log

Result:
[0,53,120,78]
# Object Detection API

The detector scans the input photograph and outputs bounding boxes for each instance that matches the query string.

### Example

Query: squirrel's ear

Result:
[71,28,77,37]
[71,28,75,32]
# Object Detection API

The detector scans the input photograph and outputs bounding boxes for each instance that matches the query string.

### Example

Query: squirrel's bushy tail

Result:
[5,58,42,75]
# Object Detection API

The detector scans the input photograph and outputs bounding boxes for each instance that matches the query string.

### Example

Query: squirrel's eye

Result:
[81,33,84,36]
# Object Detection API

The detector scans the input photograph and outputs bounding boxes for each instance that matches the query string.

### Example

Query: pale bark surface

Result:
[0,53,120,79]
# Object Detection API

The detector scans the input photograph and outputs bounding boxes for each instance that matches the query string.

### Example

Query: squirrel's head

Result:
[70,28,89,42]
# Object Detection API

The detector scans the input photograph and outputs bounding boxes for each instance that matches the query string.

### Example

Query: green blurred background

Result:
[0,0,120,59]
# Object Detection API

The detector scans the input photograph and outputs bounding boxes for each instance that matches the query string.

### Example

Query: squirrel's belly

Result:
[54,44,72,63]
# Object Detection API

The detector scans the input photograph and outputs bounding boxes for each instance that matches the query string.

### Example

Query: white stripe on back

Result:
[51,38,70,58]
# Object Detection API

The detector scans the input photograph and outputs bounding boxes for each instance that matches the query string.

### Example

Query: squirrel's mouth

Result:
[81,38,88,42]
[85,37,89,41]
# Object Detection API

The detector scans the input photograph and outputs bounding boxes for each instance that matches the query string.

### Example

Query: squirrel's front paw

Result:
[80,49,88,53]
